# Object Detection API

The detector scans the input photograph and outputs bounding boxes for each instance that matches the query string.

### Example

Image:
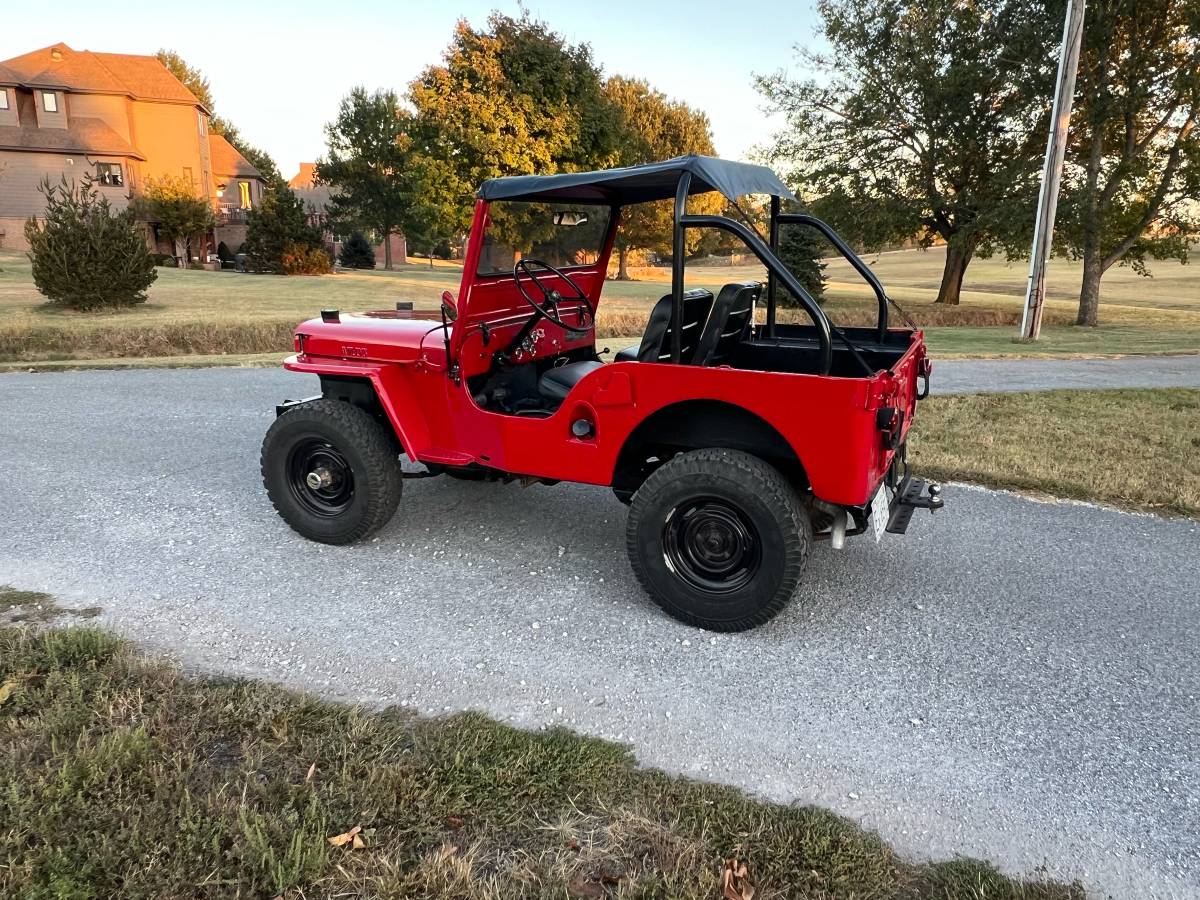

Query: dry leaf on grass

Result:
[722,858,756,900]
[305,762,316,782]
[327,825,365,849]
[0,681,15,706]
[446,815,465,830]
[437,843,458,860]
[567,877,606,899]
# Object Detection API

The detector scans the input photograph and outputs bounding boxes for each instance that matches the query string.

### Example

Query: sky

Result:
[0,0,824,180]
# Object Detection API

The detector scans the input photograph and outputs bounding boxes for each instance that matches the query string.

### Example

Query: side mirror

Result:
[440,289,457,322]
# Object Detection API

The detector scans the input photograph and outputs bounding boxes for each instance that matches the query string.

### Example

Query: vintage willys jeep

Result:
[261,156,943,631]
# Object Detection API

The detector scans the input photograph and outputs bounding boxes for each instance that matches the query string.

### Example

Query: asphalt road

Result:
[931,354,1200,394]
[2,366,1198,899]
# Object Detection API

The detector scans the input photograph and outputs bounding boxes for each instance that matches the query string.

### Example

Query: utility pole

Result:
[1019,0,1086,341]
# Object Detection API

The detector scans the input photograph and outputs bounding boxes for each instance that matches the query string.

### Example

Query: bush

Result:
[151,253,177,268]
[243,181,329,274]
[338,232,376,269]
[24,177,157,310]
[281,242,333,275]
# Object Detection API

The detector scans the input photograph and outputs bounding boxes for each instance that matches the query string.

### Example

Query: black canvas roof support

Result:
[670,172,692,364]
[773,213,890,344]
[767,195,781,339]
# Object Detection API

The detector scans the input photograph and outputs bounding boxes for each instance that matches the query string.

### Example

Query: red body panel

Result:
[283,198,927,509]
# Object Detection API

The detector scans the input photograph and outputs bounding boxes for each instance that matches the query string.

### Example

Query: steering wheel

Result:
[513,258,594,334]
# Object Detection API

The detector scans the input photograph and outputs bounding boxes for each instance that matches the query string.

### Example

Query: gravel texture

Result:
[2,366,1199,899]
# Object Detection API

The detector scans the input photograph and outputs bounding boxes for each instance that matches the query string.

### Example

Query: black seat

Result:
[538,360,604,403]
[695,282,759,366]
[613,289,715,363]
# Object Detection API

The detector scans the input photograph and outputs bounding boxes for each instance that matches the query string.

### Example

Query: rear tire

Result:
[626,448,811,631]
[261,399,402,544]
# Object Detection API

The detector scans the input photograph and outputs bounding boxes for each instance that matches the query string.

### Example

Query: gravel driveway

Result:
[2,366,1198,899]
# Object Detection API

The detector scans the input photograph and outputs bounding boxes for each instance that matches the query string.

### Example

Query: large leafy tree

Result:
[136,176,215,264]
[316,88,415,270]
[757,0,1061,304]
[407,12,618,243]
[155,49,283,186]
[1056,0,1200,326]
[604,76,720,279]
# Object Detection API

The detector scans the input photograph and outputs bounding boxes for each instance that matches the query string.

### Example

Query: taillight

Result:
[876,406,905,450]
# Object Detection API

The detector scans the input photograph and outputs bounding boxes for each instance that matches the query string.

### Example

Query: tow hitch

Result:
[886,475,944,535]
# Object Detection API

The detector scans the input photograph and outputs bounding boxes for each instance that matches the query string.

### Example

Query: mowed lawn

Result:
[1,246,1198,362]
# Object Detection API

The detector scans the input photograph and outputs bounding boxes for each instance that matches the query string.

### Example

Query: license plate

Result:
[869,486,890,542]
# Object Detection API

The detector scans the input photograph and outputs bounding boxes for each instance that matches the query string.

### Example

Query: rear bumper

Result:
[885,469,944,535]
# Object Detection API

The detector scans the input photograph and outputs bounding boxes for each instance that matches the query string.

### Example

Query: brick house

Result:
[0,43,265,256]
[288,162,406,267]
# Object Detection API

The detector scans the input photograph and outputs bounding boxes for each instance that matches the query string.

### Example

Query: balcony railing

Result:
[217,206,250,223]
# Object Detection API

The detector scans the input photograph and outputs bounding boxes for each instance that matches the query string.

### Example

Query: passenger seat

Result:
[694,282,760,366]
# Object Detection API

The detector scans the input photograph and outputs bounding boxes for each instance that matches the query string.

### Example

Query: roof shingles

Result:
[0,43,201,106]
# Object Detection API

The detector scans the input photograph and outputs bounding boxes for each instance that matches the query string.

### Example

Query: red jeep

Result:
[261,156,942,631]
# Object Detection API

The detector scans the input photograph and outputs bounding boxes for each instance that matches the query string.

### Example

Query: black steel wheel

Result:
[262,399,402,544]
[663,497,762,594]
[626,448,811,631]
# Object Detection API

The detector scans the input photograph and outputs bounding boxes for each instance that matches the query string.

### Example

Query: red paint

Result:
[283,199,927,508]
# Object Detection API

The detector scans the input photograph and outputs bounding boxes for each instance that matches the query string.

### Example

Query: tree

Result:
[25,177,156,310]
[407,12,618,241]
[604,76,721,279]
[339,232,377,269]
[316,88,414,270]
[156,49,284,186]
[777,221,828,304]
[1056,0,1200,326]
[757,0,1061,304]
[137,177,215,265]
[244,181,330,274]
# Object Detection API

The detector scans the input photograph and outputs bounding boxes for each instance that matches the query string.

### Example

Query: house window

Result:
[41,91,57,113]
[0,91,8,110]
[239,182,252,209]
[96,162,123,187]
[198,111,206,135]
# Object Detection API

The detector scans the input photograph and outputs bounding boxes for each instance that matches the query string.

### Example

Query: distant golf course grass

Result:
[0,612,1082,899]
[1,245,1197,363]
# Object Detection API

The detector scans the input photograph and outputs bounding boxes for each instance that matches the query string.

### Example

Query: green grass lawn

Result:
[910,388,1200,517]
[1,246,1197,363]
[0,610,1080,899]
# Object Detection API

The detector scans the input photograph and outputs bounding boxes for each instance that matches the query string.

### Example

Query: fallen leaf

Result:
[327,825,362,848]
[446,815,465,830]
[0,681,14,706]
[722,858,756,900]
[437,843,458,860]
[305,762,316,782]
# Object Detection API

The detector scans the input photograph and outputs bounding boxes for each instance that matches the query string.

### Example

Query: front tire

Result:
[261,399,402,544]
[626,448,811,631]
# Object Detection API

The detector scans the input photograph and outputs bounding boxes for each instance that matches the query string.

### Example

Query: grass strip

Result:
[0,612,1080,899]
[910,388,1200,517]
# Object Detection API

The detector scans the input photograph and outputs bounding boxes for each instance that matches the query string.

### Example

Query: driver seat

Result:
[538,288,716,404]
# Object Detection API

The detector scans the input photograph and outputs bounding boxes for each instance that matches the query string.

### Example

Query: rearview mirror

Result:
[553,211,588,227]
[440,290,457,322]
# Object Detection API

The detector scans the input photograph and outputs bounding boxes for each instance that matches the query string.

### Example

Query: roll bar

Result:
[670,174,835,376]
[768,212,889,344]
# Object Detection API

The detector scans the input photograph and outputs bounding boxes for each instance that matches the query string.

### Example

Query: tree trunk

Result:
[935,239,975,305]
[1077,247,1103,326]
[617,246,630,280]
[383,229,393,270]
[428,248,434,269]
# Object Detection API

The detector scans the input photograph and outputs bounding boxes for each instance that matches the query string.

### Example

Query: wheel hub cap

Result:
[663,497,761,595]
[287,440,354,517]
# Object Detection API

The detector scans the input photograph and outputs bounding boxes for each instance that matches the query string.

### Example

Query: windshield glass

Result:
[477,201,611,277]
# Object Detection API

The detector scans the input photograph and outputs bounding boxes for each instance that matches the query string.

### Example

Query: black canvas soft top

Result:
[477,155,797,205]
